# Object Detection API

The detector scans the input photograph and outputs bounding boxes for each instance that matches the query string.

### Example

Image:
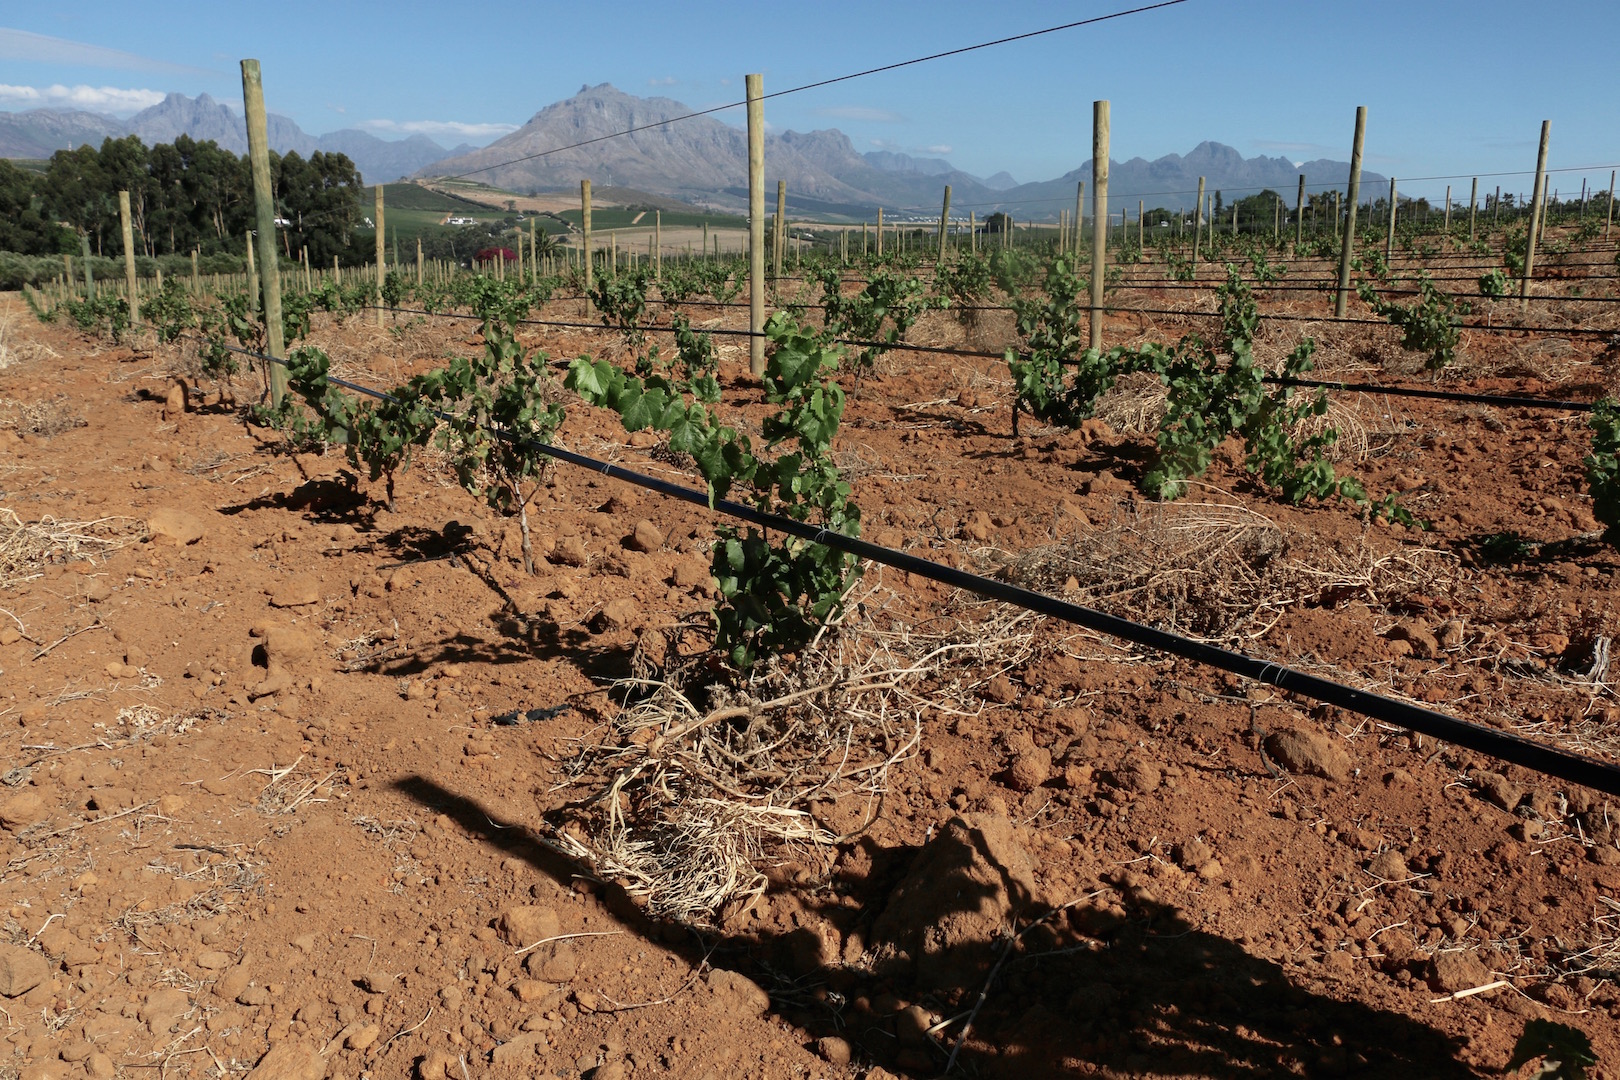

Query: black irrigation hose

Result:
[217,339,1620,798]
[374,306,1604,412]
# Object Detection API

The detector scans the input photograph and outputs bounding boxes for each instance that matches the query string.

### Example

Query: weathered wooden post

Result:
[190,247,199,295]
[938,185,952,264]
[374,184,385,325]
[1385,178,1397,260]
[245,230,258,312]
[1444,185,1451,232]
[876,208,884,257]
[1139,200,1144,247]
[1074,181,1084,254]
[241,59,287,405]
[118,190,138,324]
[1607,170,1616,239]
[746,72,765,376]
[1468,178,1478,243]
[581,179,593,312]
[969,212,976,254]
[1295,175,1306,247]
[1493,185,1501,227]
[1520,120,1550,312]
[774,180,786,279]
[1194,176,1205,263]
[654,210,662,278]
[1089,99,1109,351]
[417,238,424,285]
[1334,106,1366,318]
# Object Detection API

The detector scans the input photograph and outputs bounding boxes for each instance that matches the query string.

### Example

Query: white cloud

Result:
[0,83,166,113]
[0,28,215,76]
[647,76,678,87]
[360,118,519,139]
[813,105,904,123]
[922,144,952,155]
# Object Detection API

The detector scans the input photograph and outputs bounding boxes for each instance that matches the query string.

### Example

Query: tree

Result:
[0,160,72,254]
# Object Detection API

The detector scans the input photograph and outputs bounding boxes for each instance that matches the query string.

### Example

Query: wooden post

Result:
[373,184,385,325]
[876,208,884,257]
[118,190,138,324]
[969,212,976,254]
[1444,185,1451,232]
[1385,177,1397,259]
[938,184,952,264]
[1334,106,1366,318]
[1089,99,1109,351]
[190,248,199,294]
[245,230,258,312]
[1074,181,1084,254]
[1607,170,1616,239]
[1469,178,1478,243]
[241,60,287,405]
[1194,176,1205,263]
[861,221,868,257]
[1520,120,1550,312]
[654,211,662,278]
[746,72,765,377]
[1139,200,1144,247]
[581,179,593,311]
[1494,185,1500,227]
[774,180,786,279]
[1295,174,1306,247]
[609,231,616,277]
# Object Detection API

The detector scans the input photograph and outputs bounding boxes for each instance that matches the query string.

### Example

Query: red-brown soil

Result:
[2,243,1620,1080]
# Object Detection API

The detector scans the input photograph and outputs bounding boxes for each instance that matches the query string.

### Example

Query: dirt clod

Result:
[147,507,205,545]
[244,1041,326,1080]
[1263,727,1351,782]
[0,944,49,997]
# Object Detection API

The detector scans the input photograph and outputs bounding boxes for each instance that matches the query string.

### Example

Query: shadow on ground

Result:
[393,775,1475,1079]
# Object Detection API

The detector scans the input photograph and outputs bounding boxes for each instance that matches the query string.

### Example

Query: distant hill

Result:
[993,140,1387,217]
[421,85,1380,220]
[0,92,465,183]
[416,84,1004,214]
[4,84,1387,219]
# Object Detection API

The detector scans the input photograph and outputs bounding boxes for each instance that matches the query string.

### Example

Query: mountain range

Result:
[419,84,1384,218]
[0,93,473,183]
[1,85,1385,219]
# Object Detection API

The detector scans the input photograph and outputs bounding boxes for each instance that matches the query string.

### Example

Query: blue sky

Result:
[3,1,1616,202]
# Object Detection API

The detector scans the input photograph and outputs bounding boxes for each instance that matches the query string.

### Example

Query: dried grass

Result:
[0,509,147,589]
[0,313,59,370]
[553,582,1035,924]
[995,501,1456,642]
[0,395,85,437]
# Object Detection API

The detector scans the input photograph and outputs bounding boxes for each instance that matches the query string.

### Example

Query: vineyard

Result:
[6,92,1620,1077]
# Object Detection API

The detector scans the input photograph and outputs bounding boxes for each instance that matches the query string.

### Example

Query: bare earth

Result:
[1,244,1619,1080]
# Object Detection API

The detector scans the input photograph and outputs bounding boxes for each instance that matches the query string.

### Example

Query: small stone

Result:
[359,971,395,995]
[497,905,560,948]
[162,380,187,422]
[0,944,49,997]
[1116,756,1161,794]
[1385,620,1439,660]
[626,519,664,553]
[1473,771,1522,813]
[816,1036,852,1066]
[214,965,253,1001]
[418,1051,458,1080]
[896,1004,932,1047]
[524,942,577,983]
[85,1052,116,1080]
[1003,734,1050,793]
[1367,850,1408,881]
[552,535,589,567]
[490,1032,545,1067]
[270,577,322,608]
[0,792,47,832]
[670,559,709,589]
[513,979,555,1003]
[148,508,206,545]
[705,969,769,1016]
[0,627,20,646]
[595,597,639,632]
[195,951,232,971]
[982,675,1017,704]
[345,1023,381,1051]
[1264,728,1351,783]
[1428,950,1491,994]
[140,987,192,1033]
[243,1041,326,1080]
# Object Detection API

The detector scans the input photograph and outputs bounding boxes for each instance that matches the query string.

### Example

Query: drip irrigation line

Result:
[442,0,1190,182]
[370,306,1605,412]
[213,338,1620,797]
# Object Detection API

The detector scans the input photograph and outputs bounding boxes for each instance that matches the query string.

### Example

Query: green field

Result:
[552,207,747,230]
